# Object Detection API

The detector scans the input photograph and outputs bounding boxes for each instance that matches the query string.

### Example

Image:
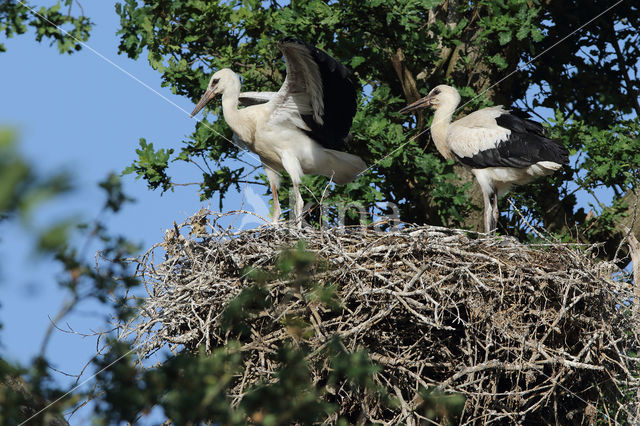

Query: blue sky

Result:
[0,1,262,422]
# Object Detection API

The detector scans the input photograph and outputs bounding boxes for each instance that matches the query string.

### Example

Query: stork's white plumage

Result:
[401,85,569,233]
[191,38,366,227]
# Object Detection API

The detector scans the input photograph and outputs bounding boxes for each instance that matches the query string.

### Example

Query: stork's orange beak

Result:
[399,95,433,114]
[190,88,216,117]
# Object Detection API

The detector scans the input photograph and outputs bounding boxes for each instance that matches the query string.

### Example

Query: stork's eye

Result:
[212,78,220,84]
[433,88,440,95]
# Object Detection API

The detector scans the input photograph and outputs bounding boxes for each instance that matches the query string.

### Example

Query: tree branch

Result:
[609,23,640,117]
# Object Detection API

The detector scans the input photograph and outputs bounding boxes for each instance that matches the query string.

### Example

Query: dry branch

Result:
[122,210,640,425]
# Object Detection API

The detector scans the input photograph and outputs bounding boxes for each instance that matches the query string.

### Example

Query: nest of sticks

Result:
[124,210,640,424]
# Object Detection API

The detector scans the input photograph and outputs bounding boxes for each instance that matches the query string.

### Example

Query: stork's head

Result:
[190,69,240,117]
[399,84,461,114]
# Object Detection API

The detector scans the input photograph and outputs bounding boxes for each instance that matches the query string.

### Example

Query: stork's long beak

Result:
[399,95,433,114]
[190,88,216,117]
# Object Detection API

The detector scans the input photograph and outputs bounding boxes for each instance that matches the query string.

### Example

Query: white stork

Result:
[400,85,569,233]
[190,37,366,227]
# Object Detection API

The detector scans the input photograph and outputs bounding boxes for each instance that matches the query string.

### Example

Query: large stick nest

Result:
[124,210,640,424]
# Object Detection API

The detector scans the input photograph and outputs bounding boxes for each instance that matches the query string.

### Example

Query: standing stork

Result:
[400,85,569,233]
[190,37,366,227]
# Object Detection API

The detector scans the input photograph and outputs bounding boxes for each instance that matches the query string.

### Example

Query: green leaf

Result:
[498,31,512,45]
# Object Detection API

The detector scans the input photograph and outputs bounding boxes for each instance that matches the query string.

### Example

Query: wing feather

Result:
[448,107,510,158]
[268,39,323,124]
[449,109,569,169]
[267,37,357,151]
[238,91,277,106]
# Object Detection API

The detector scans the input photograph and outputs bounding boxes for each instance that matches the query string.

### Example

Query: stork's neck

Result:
[221,93,240,126]
[430,103,457,160]
[220,87,253,145]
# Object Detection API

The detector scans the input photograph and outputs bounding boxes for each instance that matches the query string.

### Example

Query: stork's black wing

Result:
[451,109,569,169]
[275,37,357,151]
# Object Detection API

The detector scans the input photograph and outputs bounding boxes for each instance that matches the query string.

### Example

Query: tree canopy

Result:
[0,0,91,53]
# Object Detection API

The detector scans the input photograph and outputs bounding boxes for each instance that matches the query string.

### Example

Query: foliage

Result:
[0,131,139,424]
[0,129,72,224]
[0,131,73,424]
[122,138,174,192]
[0,0,91,53]
[0,356,71,426]
[91,339,386,425]
[418,387,465,425]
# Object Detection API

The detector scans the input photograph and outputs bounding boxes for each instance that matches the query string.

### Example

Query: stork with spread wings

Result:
[191,38,366,227]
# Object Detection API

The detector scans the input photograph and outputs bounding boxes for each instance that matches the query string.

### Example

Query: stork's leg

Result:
[280,152,304,229]
[265,167,281,223]
[292,181,303,229]
[271,184,281,223]
[492,192,499,233]
[482,190,493,234]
